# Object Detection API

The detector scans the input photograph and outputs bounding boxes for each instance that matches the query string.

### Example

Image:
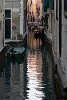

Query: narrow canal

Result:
[0,31,57,100]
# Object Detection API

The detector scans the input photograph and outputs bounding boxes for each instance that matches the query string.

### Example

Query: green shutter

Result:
[44,0,50,12]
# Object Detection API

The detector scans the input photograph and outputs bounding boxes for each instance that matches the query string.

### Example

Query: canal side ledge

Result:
[43,34,67,99]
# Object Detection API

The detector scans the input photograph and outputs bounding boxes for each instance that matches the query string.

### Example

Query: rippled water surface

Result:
[0,32,56,100]
[0,50,56,100]
[26,49,56,100]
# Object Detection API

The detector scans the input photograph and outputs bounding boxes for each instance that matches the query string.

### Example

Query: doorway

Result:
[5,9,12,39]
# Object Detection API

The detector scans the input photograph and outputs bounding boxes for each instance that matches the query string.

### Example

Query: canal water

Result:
[0,31,57,100]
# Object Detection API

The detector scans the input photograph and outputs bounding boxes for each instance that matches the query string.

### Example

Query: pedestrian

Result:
[31,16,32,22]
[33,16,35,22]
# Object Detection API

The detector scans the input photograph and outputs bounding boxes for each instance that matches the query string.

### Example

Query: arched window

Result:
[64,0,67,19]
[64,0,67,11]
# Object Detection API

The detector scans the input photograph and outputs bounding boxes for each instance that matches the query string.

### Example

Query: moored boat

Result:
[6,47,25,59]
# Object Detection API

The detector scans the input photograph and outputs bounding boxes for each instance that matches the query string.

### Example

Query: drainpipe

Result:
[2,0,5,47]
[20,0,24,36]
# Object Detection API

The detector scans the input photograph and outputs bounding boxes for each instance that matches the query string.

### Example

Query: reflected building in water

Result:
[26,50,45,100]
[0,54,27,100]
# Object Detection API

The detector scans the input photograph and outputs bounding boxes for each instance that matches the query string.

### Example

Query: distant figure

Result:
[31,26,34,32]
[32,16,35,22]
[31,16,32,22]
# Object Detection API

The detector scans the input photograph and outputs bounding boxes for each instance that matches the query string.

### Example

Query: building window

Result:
[64,0,67,19]
[5,10,11,18]
[64,0,67,11]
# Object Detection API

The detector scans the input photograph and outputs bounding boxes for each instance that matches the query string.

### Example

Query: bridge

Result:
[28,21,44,29]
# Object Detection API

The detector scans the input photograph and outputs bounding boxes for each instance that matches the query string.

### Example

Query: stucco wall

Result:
[5,0,20,39]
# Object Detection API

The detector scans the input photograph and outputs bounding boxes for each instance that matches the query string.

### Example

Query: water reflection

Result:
[0,31,56,100]
[26,50,45,100]
[26,47,56,100]
[0,49,56,100]
[0,57,26,100]
[27,31,42,49]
